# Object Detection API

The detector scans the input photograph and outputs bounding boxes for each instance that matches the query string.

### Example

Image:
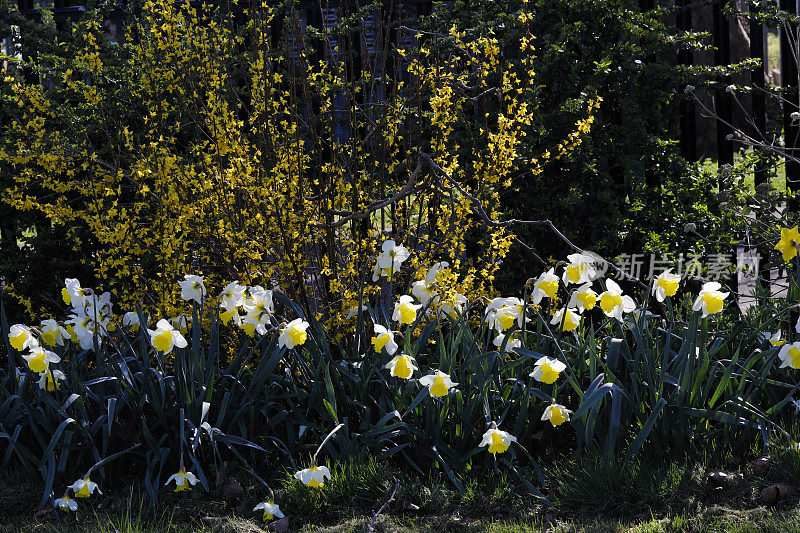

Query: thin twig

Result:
[366,478,400,533]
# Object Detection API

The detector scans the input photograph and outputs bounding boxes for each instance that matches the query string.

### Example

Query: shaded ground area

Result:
[3,449,800,532]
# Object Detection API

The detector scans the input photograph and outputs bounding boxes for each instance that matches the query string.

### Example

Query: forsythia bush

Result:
[1,0,597,324]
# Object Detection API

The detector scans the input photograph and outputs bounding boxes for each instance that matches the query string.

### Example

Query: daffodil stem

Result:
[312,423,344,464]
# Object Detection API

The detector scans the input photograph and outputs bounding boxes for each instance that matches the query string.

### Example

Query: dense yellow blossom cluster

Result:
[2,0,597,327]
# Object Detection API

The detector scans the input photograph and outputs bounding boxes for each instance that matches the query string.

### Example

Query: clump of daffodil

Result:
[567,283,597,312]
[779,342,800,370]
[178,274,206,304]
[692,282,728,317]
[531,269,559,305]
[54,494,78,512]
[373,239,410,281]
[480,424,517,455]
[550,307,580,332]
[254,500,284,522]
[761,331,786,347]
[165,469,199,492]
[419,370,458,397]
[38,369,66,391]
[372,323,398,355]
[278,318,310,349]
[598,280,636,322]
[530,356,566,385]
[148,319,188,354]
[542,403,572,427]
[775,225,800,262]
[385,353,418,379]
[562,253,597,285]
[39,319,67,347]
[294,465,331,487]
[393,295,422,326]
[68,477,101,498]
[652,269,681,302]
[9,323,38,352]
[23,346,60,374]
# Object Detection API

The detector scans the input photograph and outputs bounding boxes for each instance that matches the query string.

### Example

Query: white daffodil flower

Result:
[68,477,102,498]
[479,427,517,455]
[493,332,521,352]
[254,500,285,521]
[40,319,67,347]
[598,280,636,322]
[410,262,450,305]
[9,324,38,352]
[178,274,206,304]
[66,313,102,351]
[294,465,331,487]
[148,319,188,354]
[165,469,198,492]
[242,286,274,333]
[371,324,398,355]
[530,356,566,384]
[411,280,438,306]
[169,315,190,335]
[122,311,145,330]
[419,370,458,397]
[384,353,418,380]
[531,268,560,305]
[54,495,78,512]
[393,295,422,326]
[652,269,681,302]
[38,369,66,391]
[279,318,310,349]
[541,403,572,426]
[760,331,786,347]
[779,342,800,370]
[485,297,525,332]
[219,281,246,311]
[692,282,729,317]
[23,346,60,374]
[438,293,468,319]
[372,240,410,281]
[562,253,597,285]
[62,278,86,308]
[550,307,580,332]
[567,283,597,313]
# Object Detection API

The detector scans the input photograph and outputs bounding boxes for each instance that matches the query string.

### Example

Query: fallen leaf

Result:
[403,502,420,512]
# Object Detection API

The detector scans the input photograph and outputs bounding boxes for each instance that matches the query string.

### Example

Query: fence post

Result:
[750,4,767,186]
[676,0,696,162]
[713,0,733,166]
[781,0,800,207]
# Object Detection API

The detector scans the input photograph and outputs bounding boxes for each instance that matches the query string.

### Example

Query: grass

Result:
[3,448,800,532]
